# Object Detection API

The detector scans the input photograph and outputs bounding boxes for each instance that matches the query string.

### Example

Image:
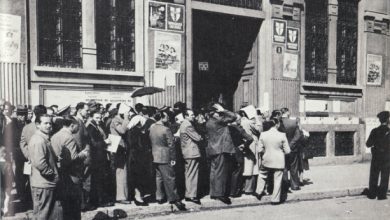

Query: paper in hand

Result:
[23,162,32,175]
[118,103,131,114]
[240,105,257,119]
[107,134,122,153]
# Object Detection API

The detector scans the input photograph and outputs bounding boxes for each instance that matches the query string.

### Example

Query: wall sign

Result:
[286,27,299,50]
[366,54,382,86]
[283,52,298,78]
[149,1,167,30]
[167,4,184,32]
[0,13,21,62]
[198,62,209,71]
[273,20,286,43]
[149,1,185,33]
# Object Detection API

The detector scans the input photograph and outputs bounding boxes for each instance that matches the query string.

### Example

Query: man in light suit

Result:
[255,118,290,204]
[280,107,301,191]
[150,111,186,211]
[180,109,202,204]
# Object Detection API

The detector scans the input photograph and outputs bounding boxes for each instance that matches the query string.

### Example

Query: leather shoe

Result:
[157,199,167,204]
[377,196,387,200]
[81,204,96,212]
[116,200,131,204]
[134,200,149,206]
[185,197,201,205]
[100,202,115,207]
[171,201,187,211]
[213,196,231,205]
[291,187,300,191]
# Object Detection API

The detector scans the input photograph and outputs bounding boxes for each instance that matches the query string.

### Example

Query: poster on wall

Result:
[154,32,181,72]
[0,13,21,62]
[149,1,167,30]
[273,20,286,43]
[286,27,299,50]
[43,89,133,109]
[167,4,185,32]
[283,52,298,78]
[366,54,382,85]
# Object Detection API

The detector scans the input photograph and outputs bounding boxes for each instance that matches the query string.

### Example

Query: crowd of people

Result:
[0,98,314,220]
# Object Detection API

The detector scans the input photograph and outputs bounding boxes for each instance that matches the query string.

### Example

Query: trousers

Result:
[184,159,199,198]
[31,187,63,220]
[209,153,231,197]
[155,163,179,202]
[256,167,283,203]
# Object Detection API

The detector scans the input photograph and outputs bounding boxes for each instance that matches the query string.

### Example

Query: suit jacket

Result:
[259,127,291,169]
[366,125,390,167]
[28,130,59,188]
[180,119,202,159]
[228,124,254,163]
[205,111,237,156]
[51,128,85,184]
[280,117,301,152]
[87,121,109,166]
[73,116,91,165]
[110,115,130,148]
[20,122,37,160]
[149,121,176,164]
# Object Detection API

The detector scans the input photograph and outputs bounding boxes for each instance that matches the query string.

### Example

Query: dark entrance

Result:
[192,10,261,110]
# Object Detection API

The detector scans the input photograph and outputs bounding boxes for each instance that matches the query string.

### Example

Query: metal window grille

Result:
[37,0,82,68]
[305,0,328,83]
[196,0,262,10]
[96,0,136,71]
[336,0,358,85]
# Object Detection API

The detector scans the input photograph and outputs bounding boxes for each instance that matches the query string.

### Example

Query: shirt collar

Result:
[36,130,50,141]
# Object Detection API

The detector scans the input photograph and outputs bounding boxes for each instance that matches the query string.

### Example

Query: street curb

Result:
[83,187,367,219]
[3,187,366,220]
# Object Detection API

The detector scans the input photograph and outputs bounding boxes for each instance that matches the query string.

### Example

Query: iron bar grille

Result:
[336,0,358,85]
[38,0,82,68]
[196,0,262,10]
[305,0,328,83]
[96,0,136,71]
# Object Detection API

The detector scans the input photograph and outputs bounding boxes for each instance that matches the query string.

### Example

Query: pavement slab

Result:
[3,163,373,220]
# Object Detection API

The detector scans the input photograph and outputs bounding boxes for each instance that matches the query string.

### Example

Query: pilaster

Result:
[81,0,96,69]
[327,0,338,85]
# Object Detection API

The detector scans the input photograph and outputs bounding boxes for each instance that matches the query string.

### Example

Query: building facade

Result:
[0,0,389,165]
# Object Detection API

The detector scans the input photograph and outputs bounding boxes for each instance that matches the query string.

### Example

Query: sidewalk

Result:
[4,162,371,220]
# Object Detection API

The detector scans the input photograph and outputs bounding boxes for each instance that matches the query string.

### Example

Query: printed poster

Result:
[283,52,298,78]
[167,4,185,32]
[154,32,181,72]
[0,13,21,62]
[149,1,166,30]
[366,54,382,85]
[273,20,286,43]
[287,27,299,50]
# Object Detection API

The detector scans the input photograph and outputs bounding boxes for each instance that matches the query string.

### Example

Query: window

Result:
[96,0,136,71]
[37,0,82,67]
[335,131,354,156]
[196,0,262,10]
[305,0,328,83]
[336,0,358,85]
[307,132,327,157]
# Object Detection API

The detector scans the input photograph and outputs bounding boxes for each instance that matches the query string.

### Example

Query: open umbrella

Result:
[131,86,165,98]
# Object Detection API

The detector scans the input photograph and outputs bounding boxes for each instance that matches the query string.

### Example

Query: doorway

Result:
[192,10,261,110]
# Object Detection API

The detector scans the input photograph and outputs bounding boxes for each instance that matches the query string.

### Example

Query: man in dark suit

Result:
[149,111,186,211]
[52,116,88,220]
[280,107,301,191]
[180,109,203,204]
[73,102,95,211]
[205,103,236,204]
[228,113,253,198]
[366,111,390,200]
